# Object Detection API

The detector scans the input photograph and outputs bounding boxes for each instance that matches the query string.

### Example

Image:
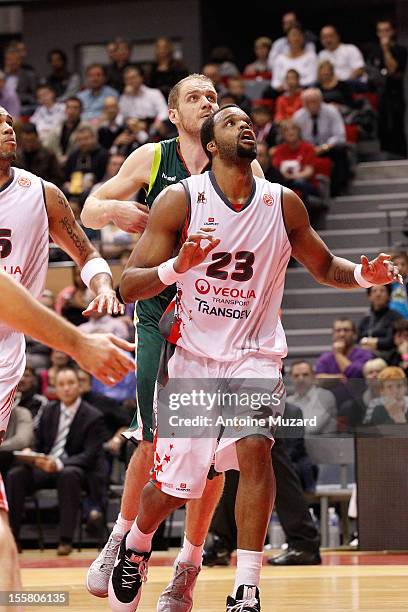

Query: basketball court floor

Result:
[18,549,408,611]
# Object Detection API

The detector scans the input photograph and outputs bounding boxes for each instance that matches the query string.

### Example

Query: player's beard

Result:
[237,141,257,160]
[0,150,16,163]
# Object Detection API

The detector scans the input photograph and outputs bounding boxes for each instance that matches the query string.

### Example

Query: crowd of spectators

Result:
[1,15,408,552]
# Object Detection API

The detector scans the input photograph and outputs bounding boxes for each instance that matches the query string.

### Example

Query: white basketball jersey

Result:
[171,171,291,362]
[0,167,49,379]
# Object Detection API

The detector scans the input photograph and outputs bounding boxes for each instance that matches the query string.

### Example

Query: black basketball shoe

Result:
[226,585,261,611]
[108,532,151,610]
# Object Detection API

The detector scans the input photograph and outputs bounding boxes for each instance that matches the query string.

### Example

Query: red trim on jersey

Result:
[0,387,16,418]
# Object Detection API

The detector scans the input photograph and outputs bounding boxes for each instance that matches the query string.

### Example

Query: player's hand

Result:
[360,253,403,285]
[82,289,125,317]
[72,332,135,386]
[35,456,58,473]
[174,228,221,273]
[109,201,149,233]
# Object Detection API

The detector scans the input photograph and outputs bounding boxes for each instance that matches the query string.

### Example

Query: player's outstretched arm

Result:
[44,182,123,315]
[0,271,134,385]
[283,188,401,288]
[81,143,154,232]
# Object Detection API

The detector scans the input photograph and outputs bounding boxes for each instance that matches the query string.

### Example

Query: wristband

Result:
[157,257,182,286]
[80,257,112,289]
[354,264,373,288]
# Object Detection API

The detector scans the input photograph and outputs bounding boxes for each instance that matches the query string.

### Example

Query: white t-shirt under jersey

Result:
[170,171,292,362]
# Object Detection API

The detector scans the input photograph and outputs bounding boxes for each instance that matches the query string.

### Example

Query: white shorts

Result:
[152,346,285,499]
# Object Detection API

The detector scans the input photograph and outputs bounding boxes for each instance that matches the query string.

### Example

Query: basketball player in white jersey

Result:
[109,104,400,612]
[0,270,135,602]
[0,105,124,439]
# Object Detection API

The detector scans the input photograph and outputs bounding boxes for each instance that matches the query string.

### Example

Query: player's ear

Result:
[207,140,217,156]
[168,107,178,125]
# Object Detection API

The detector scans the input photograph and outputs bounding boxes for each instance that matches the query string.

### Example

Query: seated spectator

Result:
[110,117,149,157]
[387,320,408,371]
[319,25,366,85]
[54,265,94,326]
[119,66,168,130]
[272,120,320,215]
[39,288,55,309]
[340,358,388,428]
[244,36,273,76]
[363,366,408,425]
[274,69,303,122]
[3,45,37,115]
[15,123,63,186]
[77,63,118,123]
[105,38,133,93]
[267,11,316,70]
[0,407,34,476]
[389,252,408,318]
[91,152,126,192]
[6,367,106,555]
[39,350,71,400]
[98,96,125,150]
[45,48,80,101]
[251,106,277,147]
[209,46,240,78]
[201,62,228,98]
[226,76,252,116]
[271,25,318,93]
[316,60,355,111]
[365,19,407,157]
[358,285,402,356]
[64,124,109,197]
[149,37,189,99]
[68,197,101,245]
[30,84,65,144]
[0,69,20,119]
[77,370,131,458]
[287,360,337,435]
[14,366,48,428]
[45,96,83,165]
[294,88,349,196]
[315,318,373,381]
[256,142,286,184]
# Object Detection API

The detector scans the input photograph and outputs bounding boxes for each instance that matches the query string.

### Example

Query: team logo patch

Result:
[263,194,275,206]
[197,192,206,204]
[195,279,211,295]
[18,176,31,188]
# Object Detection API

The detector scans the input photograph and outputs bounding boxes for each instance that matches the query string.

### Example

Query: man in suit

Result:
[6,367,106,555]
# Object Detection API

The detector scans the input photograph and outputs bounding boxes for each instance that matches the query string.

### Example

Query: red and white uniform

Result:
[153,172,291,498]
[0,168,49,437]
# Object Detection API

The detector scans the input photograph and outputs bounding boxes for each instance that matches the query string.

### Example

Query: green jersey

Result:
[137,137,191,324]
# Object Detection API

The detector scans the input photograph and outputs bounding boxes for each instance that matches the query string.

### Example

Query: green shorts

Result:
[123,289,175,444]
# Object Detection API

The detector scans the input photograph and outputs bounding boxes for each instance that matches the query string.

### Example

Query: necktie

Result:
[49,407,72,459]
[312,115,319,143]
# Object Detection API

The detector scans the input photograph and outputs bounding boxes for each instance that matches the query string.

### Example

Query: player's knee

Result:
[237,435,272,472]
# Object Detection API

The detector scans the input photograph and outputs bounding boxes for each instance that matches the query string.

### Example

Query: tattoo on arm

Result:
[333,267,356,286]
[57,191,69,210]
[59,216,87,258]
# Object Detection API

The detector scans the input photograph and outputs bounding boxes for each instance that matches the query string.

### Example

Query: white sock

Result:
[177,534,204,568]
[112,513,134,536]
[126,517,155,553]
[233,549,263,598]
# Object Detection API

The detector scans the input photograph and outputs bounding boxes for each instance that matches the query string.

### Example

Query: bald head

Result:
[301,88,323,114]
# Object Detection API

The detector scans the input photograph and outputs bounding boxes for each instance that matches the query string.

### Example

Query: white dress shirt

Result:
[318,44,366,81]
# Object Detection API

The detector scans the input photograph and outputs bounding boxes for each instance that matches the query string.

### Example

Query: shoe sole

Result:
[86,573,108,598]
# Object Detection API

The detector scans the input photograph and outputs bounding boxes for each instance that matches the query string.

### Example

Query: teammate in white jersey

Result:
[0,270,135,600]
[111,104,399,612]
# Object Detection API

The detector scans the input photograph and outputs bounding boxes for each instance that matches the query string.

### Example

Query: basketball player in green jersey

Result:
[82,74,265,607]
